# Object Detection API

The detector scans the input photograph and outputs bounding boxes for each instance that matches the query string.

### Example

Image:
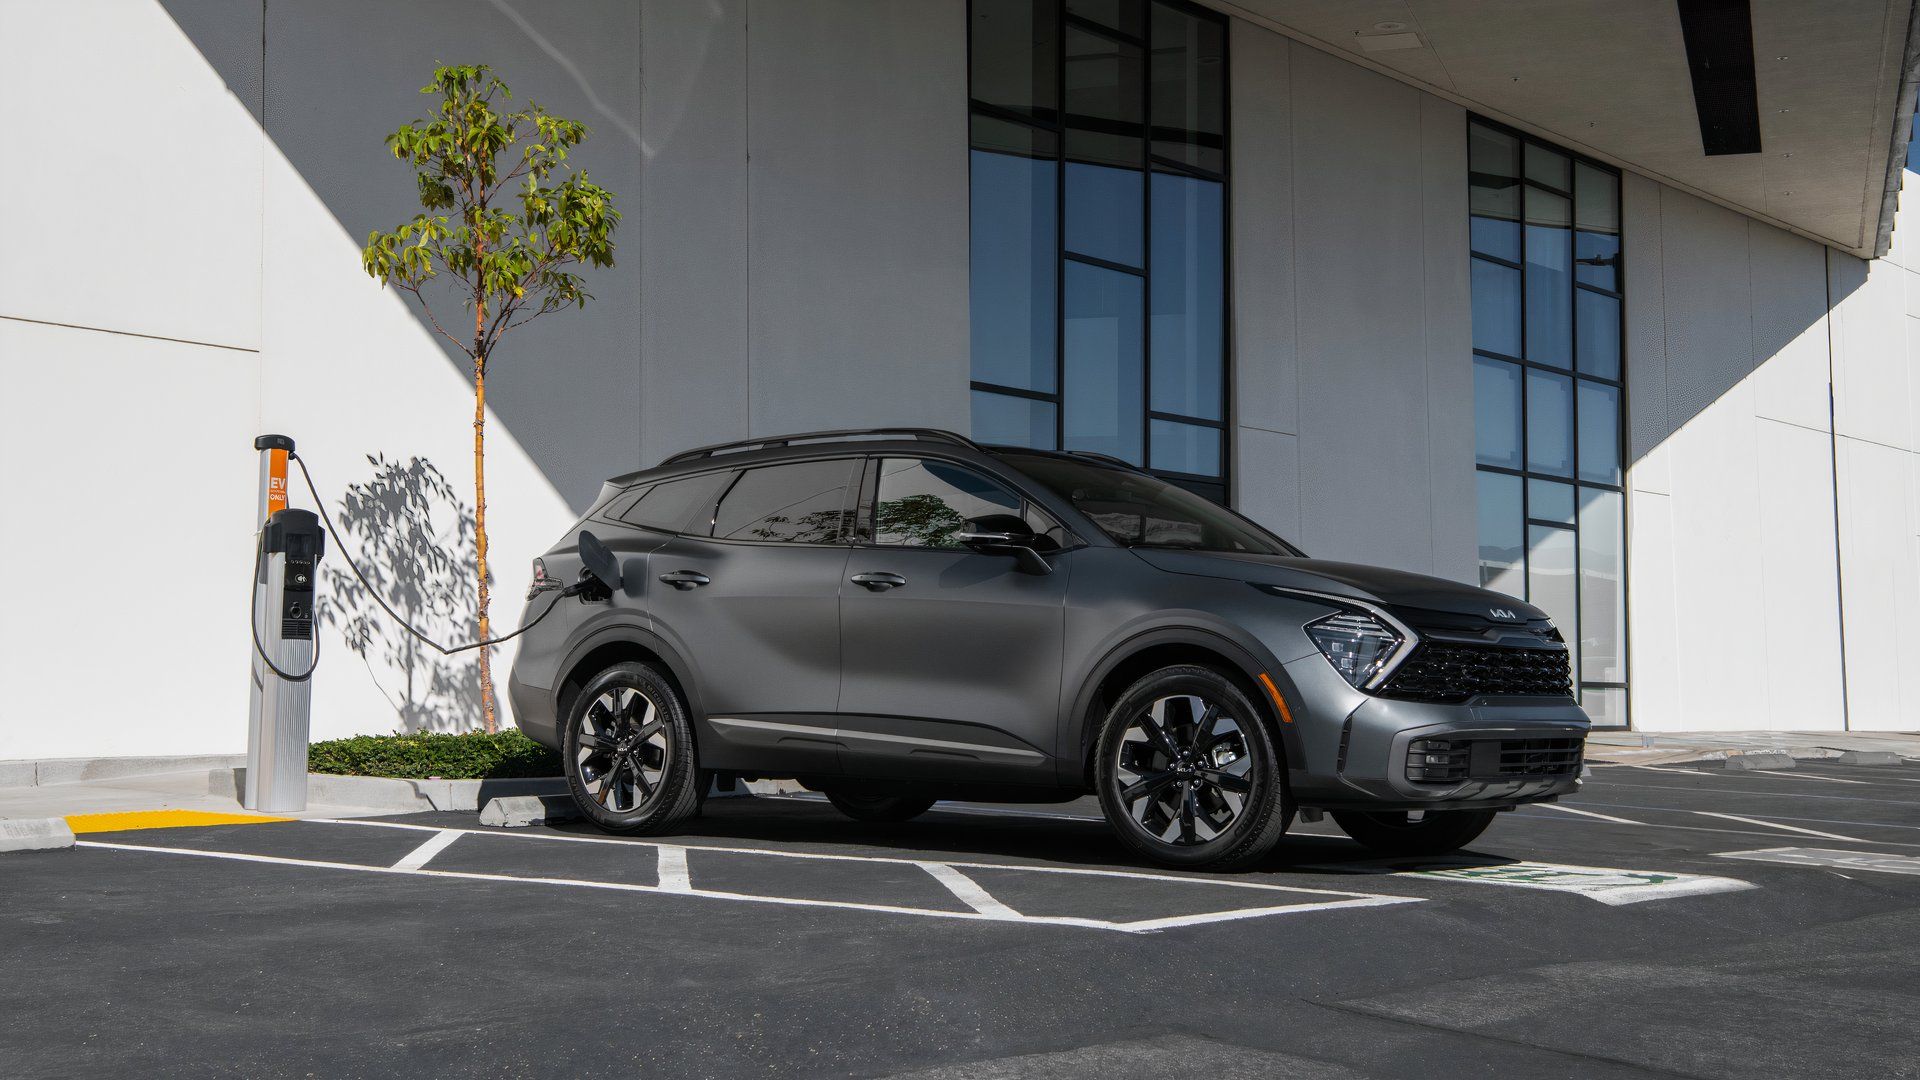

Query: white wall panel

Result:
[1234,427,1300,544]
[1662,382,1770,730]
[640,0,751,465]
[1419,94,1476,585]
[1625,490,1681,731]
[1834,435,1920,729]
[1755,418,1846,729]
[0,0,263,349]
[1229,19,1296,439]
[746,0,970,437]
[0,321,259,758]
[1748,226,1834,433]
[1624,180,1854,731]
[1286,42,1442,575]
[1830,256,1915,452]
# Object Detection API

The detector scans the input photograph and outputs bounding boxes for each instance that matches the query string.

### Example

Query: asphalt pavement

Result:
[5,756,1919,1079]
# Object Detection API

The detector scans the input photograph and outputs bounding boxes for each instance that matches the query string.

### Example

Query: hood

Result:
[1131,550,1547,625]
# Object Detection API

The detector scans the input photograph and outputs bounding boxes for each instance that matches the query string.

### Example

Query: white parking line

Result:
[1538,803,1646,826]
[390,828,462,871]
[1716,846,1920,877]
[1742,770,1871,785]
[656,846,692,893]
[304,817,1418,898]
[76,832,1419,934]
[920,862,1023,918]
[1303,857,1754,905]
[1690,812,1865,843]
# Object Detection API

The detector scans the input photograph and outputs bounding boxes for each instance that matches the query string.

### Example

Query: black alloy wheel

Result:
[563,662,701,833]
[1095,665,1292,869]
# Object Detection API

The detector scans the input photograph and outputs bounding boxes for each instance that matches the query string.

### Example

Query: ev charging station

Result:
[246,435,324,813]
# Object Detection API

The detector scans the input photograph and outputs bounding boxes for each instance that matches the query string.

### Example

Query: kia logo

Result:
[1488,607,1518,621]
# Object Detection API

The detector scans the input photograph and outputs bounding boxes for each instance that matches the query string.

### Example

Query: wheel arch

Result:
[555,623,705,742]
[1068,627,1306,788]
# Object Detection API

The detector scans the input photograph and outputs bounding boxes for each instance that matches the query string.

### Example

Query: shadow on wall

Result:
[159,0,666,514]
[322,455,488,733]
[1629,186,1865,464]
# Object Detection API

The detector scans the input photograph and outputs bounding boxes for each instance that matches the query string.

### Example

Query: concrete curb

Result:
[0,817,77,853]
[1720,752,1796,772]
[1,754,247,789]
[1837,750,1904,766]
[479,794,581,827]
[210,769,567,812]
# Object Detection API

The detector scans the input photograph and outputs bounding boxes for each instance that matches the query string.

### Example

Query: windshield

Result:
[999,453,1304,556]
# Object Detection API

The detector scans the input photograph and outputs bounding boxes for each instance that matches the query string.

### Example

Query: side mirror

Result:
[957,515,1052,576]
[577,530,622,596]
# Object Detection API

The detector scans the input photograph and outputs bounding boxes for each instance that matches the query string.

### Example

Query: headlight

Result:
[1307,611,1403,689]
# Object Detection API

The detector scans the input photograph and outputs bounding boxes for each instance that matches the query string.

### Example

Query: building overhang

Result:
[1212,0,1920,258]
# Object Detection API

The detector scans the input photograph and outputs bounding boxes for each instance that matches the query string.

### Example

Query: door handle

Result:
[658,570,711,590]
[849,571,907,591]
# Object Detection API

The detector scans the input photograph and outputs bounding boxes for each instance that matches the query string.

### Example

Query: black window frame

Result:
[966,0,1234,506]
[1469,115,1629,728]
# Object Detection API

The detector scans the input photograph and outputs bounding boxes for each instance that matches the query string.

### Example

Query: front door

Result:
[643,457,858,775]
[836,457,1070,783]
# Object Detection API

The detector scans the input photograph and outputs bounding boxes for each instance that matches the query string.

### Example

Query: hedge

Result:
[308,730,562,780]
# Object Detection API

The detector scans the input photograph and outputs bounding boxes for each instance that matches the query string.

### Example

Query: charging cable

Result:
[249,451,581,681]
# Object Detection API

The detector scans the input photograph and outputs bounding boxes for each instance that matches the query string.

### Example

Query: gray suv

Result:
[509,429,1589,869]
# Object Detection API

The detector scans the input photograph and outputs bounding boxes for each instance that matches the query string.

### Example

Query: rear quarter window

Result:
[710,459,857,543]
[618,471,733,533]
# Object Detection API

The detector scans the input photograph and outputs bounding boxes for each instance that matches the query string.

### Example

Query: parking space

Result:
[7,758,1920,1078]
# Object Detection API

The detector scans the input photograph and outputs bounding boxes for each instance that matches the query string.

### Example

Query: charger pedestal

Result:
[246,435,323,813]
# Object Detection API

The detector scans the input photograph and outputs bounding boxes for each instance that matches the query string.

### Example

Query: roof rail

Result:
[658,428,983,467]
[1066,449,1148,472]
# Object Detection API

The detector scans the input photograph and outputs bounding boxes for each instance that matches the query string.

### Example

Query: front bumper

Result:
[1283,652,1590,811]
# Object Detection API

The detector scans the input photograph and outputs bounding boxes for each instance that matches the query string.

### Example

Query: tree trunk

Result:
[473,313,497,734]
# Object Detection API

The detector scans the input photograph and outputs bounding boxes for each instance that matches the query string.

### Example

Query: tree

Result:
[363,65,618,733]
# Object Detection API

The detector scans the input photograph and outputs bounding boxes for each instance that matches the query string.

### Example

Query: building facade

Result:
[2,0,1916,762]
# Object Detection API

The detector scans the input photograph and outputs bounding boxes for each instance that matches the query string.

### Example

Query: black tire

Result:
[1331,808,1497,856]
[824,791,937,823]
[1094,665,1291,870]
[562,662,702,834]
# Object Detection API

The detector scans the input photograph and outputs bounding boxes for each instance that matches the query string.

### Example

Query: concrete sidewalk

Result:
[1585,729,1920,766]
[0,767,403,823]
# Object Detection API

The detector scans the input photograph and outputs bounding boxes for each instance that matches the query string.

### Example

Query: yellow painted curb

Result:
[65,810,293,834]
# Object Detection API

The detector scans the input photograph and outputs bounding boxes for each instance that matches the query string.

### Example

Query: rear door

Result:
[642,457,858,774]
[835,456,1070,783]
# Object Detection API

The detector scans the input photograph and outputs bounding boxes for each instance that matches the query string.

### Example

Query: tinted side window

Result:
[711,460,856,543]
[618,472,732,533]
[871,458,1063,550]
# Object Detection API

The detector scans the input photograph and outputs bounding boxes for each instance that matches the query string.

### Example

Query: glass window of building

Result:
[967,0,1230,503]
[1469,119,1627,726]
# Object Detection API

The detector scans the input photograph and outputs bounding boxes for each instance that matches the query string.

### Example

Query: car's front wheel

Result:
[1331,808,1497,856]
[563,662,702,834]
[1094,665,1291,869]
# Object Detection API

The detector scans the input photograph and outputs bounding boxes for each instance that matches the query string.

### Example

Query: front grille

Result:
[1381,642,1573,703]
[1406,736,1584,783]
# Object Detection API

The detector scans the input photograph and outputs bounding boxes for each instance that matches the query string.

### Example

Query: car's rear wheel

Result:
[563,662,702,834]
[823,791,938,822]
[1331,808,1497,856]
[1094,665,1291,870]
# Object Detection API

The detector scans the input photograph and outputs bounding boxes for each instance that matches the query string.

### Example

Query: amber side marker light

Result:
[1257,672,1295,724]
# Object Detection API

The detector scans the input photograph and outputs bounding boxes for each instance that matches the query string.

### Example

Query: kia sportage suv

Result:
[508,429,1589,869]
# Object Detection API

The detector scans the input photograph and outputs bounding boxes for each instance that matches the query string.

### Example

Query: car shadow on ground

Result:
[537,795,1519,879]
